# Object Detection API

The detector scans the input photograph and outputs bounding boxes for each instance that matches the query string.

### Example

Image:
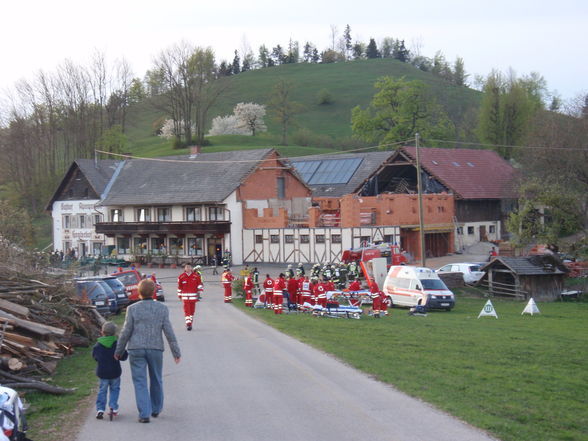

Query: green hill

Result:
[124,58,482,157]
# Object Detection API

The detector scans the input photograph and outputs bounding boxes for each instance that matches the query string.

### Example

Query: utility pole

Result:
[415,133,426,267]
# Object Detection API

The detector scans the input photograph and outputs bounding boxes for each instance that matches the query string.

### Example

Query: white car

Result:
[435,263,485,284]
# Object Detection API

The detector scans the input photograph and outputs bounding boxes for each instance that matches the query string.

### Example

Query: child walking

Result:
[92,322,128,419]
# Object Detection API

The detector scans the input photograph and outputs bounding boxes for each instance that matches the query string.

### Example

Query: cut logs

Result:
[0,257,103,394]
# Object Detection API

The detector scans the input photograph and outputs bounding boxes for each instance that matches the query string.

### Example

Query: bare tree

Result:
[268,79,304,145]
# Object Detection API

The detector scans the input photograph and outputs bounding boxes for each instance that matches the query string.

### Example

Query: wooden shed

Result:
[479,255,568,301]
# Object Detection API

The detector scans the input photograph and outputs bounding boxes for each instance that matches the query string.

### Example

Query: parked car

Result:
[77,278,119,314]
[435,263,485,284]
[74,280,111,316]
[110,269,165,302]
[383,266,455,311]
[99,276,129,313]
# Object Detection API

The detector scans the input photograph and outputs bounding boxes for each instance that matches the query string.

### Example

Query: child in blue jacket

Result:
[92,322,128,419]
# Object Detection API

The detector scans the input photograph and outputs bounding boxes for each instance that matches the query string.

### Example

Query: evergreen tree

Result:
[393,40,410,62]
[303,42,313,62]
[352,42,365,60]
[232,50,241,74]
[453,57,468,86]
[311,48,320,63]
[258,45,269,68]
[286,39,299,64]
[242,57,251,72]
[218,61,230,76]
[343,24,352,59]
[271,45,285,65]
[366,38,380,59]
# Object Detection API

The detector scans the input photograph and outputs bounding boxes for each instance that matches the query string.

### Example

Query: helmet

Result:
[195,265,201,270]
[287,264,292,268]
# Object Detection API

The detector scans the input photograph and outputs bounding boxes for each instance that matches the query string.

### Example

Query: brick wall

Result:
[238,152,310,201]
[243,208,288,228]
[339,193,454,227]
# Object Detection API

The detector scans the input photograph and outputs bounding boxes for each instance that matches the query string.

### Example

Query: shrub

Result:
[317,88,333,105]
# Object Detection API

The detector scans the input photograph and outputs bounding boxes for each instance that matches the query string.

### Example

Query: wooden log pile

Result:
[438,272,465,288]
[0,264,103,394]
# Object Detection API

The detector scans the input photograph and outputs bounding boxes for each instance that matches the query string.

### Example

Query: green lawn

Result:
[235,296,588,441]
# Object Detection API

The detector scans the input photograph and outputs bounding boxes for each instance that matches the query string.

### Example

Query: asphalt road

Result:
[75,266,497,441]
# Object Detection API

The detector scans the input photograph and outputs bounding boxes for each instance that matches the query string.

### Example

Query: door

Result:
[479,225,487,242]
[207,238,223,265]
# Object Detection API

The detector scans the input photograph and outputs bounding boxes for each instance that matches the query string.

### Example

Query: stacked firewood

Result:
[0,243,103,394]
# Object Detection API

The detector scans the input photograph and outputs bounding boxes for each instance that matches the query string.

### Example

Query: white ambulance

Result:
[383,266,455,311]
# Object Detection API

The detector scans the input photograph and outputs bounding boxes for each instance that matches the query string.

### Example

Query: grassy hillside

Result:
[124,58,482,157]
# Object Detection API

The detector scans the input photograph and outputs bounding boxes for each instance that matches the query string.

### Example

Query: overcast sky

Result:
[1,0,586,101]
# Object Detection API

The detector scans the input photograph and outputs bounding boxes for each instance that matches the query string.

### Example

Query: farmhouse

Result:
[48,146,517,265]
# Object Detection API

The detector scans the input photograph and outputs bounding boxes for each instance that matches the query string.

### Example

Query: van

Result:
[383,266,455,311]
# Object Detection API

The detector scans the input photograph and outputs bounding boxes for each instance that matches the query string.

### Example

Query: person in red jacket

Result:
[262,274,274,309]
[273,274,286,314]
[348,279,362,307]
[221,267,235,303]
[314,278,328,308]
[370,281,382,318]
[177,264,202,330]
[287,276,299,311]
[298,275,311,308]
[243,273,254,307]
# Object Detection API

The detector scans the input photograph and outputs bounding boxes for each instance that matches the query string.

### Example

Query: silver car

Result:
[435,263,485,284]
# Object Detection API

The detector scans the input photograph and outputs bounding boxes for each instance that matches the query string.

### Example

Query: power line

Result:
[93,139,412,164]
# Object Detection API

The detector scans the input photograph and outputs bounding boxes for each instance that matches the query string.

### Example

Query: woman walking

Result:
[115,279,181,423]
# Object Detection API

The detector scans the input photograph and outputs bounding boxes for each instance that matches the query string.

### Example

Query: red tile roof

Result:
[401,146,518,200]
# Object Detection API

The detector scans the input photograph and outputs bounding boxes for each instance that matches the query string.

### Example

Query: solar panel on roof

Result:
[291,158,363,185]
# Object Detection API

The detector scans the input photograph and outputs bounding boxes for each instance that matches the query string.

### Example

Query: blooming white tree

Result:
[159,119,196,139]
[234,102,267,136]
[208,115,250,136]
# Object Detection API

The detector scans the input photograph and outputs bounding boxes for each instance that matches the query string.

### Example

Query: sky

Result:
[1,0,587,101]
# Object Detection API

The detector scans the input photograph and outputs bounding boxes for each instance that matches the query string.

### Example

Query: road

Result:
[75,265,497,441]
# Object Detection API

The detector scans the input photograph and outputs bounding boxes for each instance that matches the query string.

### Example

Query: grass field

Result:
[235,295,588,441]
[123,58,481,158]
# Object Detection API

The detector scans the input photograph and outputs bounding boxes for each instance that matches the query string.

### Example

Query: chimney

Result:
[190,145,201,157]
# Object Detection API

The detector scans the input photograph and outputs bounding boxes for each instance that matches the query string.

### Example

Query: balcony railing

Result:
[95,220,231,236]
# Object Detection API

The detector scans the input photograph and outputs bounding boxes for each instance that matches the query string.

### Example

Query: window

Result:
[437,206,445,213]
[157,208,171,222]
[457,227,464,235]
[270,235,280,244]
[111,209,123,223]
[63,241,71,252]
[360,236,370,246]
[79,215,86,229]
[467,226,474,235]
[300,235,309,244]
[332,234,342,244]
[117,237,131,254]
[63,215,71,229]
[136,208,151,222]
[169,237,184,254]
[188,237,204,256]
[151,237,166,254]
[92,242,102,256]
[93,214,102,225]
[277,176,285,199]
[384,235,393,243]
[315,234,325,244]
[83,188,89,198]
[285,235,294,244]
[209,207,224,221]
[133,237,147,254]
[489,225,496,234]
[186,207,201,222]
[255,235,263,244]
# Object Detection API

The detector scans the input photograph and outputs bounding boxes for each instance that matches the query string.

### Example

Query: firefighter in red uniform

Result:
[177,264,201,330]
[273,274,286,314]
[370,281,382,318]
[244,273,254,307]
[380,290,389,316]
[221,267,235,303]
[263,274,274,309]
